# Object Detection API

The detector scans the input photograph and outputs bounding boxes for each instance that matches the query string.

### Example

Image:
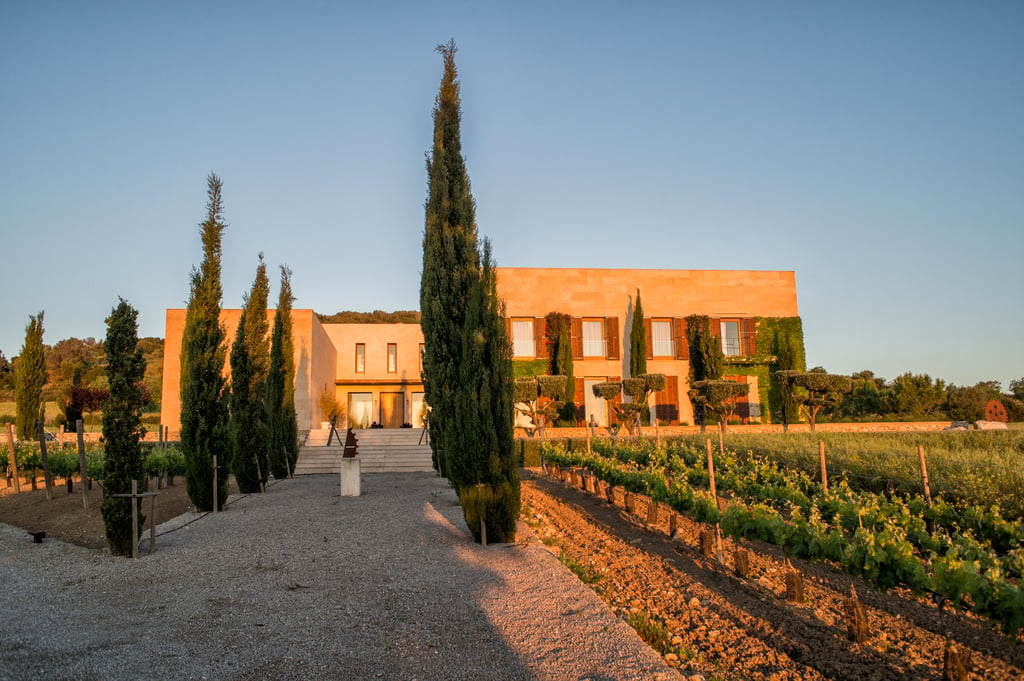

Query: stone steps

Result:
[293,428,433,475]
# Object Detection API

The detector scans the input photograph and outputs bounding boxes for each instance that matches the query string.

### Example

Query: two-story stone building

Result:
[160,267,801,435]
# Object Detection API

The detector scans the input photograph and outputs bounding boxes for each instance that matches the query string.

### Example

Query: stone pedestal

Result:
[339,458,361,497]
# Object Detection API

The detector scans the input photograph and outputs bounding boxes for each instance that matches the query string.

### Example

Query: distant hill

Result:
[317,310,421,324]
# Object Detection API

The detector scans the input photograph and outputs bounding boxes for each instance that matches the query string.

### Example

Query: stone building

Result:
[160,267,801,435]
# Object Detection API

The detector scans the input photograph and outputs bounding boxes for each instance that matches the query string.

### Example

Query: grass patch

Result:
[559,551,602,584]
[625,610,678,656]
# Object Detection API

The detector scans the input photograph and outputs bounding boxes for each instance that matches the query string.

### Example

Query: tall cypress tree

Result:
[180,173,231,512]
[420,40,480,476]
[100,299,146,556]
[266,266,295,479]
[229,256,270,493]
[629,289,646,378]
[14,311,46,440]
[453,241,519,542]
[277,266,299,471]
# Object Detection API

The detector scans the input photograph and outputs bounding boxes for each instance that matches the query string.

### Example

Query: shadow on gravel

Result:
[0,474,536,681]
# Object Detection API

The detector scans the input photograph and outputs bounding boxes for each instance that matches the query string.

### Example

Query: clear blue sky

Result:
[2,2,1021,389]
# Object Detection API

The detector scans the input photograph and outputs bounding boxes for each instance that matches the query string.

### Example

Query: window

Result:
[582,319,605,357]
[387,343,397,373]
[720,320,741,356]
[355,343,365,373]
[651,319,673,357]
[511,318,535,358]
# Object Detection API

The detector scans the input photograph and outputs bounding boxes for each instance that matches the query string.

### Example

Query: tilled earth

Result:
[522,470,1024,681]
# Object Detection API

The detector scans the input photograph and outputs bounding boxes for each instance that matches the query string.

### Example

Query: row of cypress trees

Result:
[179,173,299,512]
[420,41,519,543]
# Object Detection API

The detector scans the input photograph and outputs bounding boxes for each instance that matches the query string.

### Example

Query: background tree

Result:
[266,266,296,479]
[889,372,946,419]
[229,257,271,493]
[945,384,987,422]
[543,312,575,425]
[14,312,47,439]
[99,299,147,556]
[1010,378,1024,402]
[451,242,518,542]
[629,289,646,378]
[685,315,723,431]
[419,40,481,476]
[180,173,231,512]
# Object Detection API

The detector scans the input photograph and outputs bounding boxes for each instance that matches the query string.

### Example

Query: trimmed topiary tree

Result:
[100,299,147,556]
[14,311,46,440]
[774,369,853,432]
[689,379,749,437]
[514,374,567,438]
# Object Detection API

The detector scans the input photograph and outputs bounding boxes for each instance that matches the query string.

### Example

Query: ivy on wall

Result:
[721,316,805,424]
[513,358,548,379]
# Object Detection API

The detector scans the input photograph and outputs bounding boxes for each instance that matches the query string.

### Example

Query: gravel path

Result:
[0,473,681,681]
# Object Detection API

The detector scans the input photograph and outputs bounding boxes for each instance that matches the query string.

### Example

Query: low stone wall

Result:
[516,421,952,441]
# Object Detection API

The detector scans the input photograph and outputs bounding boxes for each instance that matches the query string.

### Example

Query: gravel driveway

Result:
[0,473,680,681]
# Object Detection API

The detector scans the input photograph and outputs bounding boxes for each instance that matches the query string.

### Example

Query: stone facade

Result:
[160,267,801,435]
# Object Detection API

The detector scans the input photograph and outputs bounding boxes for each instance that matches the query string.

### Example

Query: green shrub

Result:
[459,482,518,543]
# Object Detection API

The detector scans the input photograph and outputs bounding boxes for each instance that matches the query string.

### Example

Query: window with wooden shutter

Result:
[571,317,583,360]
[654,375,679,424]
[582,319,605,358]
[511,318,535,358]
[651,319,673,358]
[644,319,653,359]
[673,318,688,360]
[605,317,620,360]
[574,377,585,421]
[535,317,546,359]
[741,318,757,355]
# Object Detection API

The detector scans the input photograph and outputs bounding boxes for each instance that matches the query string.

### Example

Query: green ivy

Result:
[512,359,548,378]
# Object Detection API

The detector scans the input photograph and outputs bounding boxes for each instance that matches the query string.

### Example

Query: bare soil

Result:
[522,470,1024,681]
[0,474,236,550]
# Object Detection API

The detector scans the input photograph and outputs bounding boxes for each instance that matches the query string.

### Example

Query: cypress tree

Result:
[14,311,46,440]
[229,257,271,493]
[266,266,295,479]
[453,241,518,542]
[180,173,231,512]
[629,289,646,378]
[420,40,480,476]
[277,266,299,471]
[100,299,147,556]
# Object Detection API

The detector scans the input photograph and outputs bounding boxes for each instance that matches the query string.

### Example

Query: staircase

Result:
[293,428,434,475]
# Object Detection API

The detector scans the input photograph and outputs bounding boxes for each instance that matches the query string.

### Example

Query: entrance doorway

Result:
[584,378,608,427]
[380,392,405,428]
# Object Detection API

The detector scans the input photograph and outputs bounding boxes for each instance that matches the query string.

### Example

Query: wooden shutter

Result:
[644,318,653,359]
[741,318,757,355]
[571,317,583,360]
[574,378,585,421]
[654,375,679,424]
[535,317,546,359]
[605,317,620,360]
[674,318,689,360]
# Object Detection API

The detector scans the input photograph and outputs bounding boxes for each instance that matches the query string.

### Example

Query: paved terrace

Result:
[0,473,680,681]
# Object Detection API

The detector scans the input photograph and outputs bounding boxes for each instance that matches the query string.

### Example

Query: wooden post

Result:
[734,547,750,578]
[943,637,969,681]
[646,498,659,526]
[6,423,20,494]
[845,584,869,643]
[149,480,158,555]
[918,445,932,507]
[37,421,54,500]
[586,420,592,455]
[819,440,828,494]
[699,529,716,557]
[76,420,88,509]
[706,438,719,510]
[58,424,65,447]
[668,510,678,538]
[784,560,804,602]
[131,479,139,559]
[655,417,661,450]
[212,455,218,513]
